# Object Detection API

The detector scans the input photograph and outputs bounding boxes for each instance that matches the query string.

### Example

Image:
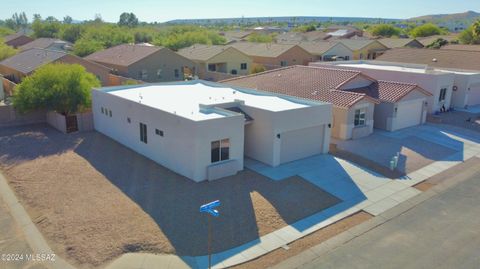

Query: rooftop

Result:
[221,65,378,108]
[339,39,384,51]
[85,44,164,67]
[378,38,422,49]
[350,80,432,103]
[18,38,72,51]
[0,48,66,74]
[104,81,309,121]
[229,42,300,58]
[178,45,245,62]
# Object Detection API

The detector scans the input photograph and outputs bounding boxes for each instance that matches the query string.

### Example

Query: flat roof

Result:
[337,63,429,74]
[106,81,309,121]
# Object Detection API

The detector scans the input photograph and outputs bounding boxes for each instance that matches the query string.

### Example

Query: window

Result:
[109,110,112,117]
[359,53,364,60]
[174,69,180,78]
[344,56,350,60]
[139,123,147,144]
[155,129,164,137]
[231,69,238,75]
[157,69,162,79]
[280,61,288,67]
[139,70,148,80]
[354,109,366,127]
[208,64,216,72]
[211,138,230,163]
[240,63,247,70]
[127,117,131,123]
[439,88,447,102]
[101,107,104,114]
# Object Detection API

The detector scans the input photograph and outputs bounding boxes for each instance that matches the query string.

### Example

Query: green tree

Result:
[118,12,139,28]
[459,25,480,44]
[473,20,480,39]
[293,24,317,33]
[59,24,83,43]
[6,12,28,30]
[0,39,18,61]
[72,39,105,57]
[0,27,14,38]
[247,33,276,43]
[426,38,449,49]
[63,15,73,24]
[370,24,401,37]
[32,18,61,38]
[410,23,445,38]
[13,63,100,116]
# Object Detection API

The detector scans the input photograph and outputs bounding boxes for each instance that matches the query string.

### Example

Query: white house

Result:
[314,60,457,114]
[92,80,332,182]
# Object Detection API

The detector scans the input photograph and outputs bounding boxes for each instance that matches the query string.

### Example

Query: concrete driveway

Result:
[334,124,480,174]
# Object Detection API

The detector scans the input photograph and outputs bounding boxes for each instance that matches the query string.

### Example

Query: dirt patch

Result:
[413,181,436,191]
[0,125,341,267]
[232,211,372,269]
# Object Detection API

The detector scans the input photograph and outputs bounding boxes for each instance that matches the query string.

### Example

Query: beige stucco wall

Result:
[206,48,252,76]
[353,41,388,60]
[332,100,375,140]
[322,44,354,61]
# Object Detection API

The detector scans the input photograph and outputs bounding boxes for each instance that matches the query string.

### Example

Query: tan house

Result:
[85,44,196,83]
[0,48,113,86]
[378,38,424,49]
[222,65,380,140]
[178,45,252,80]
[297,41,354,61]
[339,40,388,60]
[4,33,34,48]
[229,42,315,70]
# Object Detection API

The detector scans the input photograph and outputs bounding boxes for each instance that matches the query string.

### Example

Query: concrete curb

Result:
[0,172,76,269]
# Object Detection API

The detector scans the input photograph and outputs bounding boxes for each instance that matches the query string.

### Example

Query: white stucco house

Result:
[92,80,332,182]
[314,61,457,114]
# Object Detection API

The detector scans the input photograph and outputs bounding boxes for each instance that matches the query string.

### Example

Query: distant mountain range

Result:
[166,16,399,25]
[409,10,480,23]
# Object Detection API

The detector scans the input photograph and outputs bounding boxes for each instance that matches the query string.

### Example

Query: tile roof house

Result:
[376,48,480,71]
[378,38,424,49]
[296,41,354,61]
[229,42,315,70]
[18,38,73,52]
[0,48,113,86]
[85,44,196,83]
[440,44,480,52]
[177,44,252,80]
[221,65,380,140]
[339,40,388,60]
[4,33,34,48]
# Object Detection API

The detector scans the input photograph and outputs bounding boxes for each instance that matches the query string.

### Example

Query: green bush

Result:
[370,24,400,37]
[410,23,446,38]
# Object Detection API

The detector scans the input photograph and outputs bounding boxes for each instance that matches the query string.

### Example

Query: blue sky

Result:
[2,0,478,22]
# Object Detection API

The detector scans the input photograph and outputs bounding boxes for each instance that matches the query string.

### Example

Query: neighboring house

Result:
[219,30,254,44]
[222,65,382,140]
[177,45,252,80]
[315,60,480,112]
[339,40,388,60]
[276,31,331,43]
[417,35,459,47]
[297,41,353,61]
[18,38,73,52]
[0,48,113,86]
[229,42,315,70]
[349,81,432,131]
[440,44,480,52]
[3,33,34,48]
[85,44,196,83]
[378,38,424,49]
[92,80,331,182]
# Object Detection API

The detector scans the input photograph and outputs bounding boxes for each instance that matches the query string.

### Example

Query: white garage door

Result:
[467,85,480,106]
[394,99,423,131]
[280,125,324,164]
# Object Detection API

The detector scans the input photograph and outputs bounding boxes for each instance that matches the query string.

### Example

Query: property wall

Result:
[451,73,480,108]
[128,49,196,83]
[0,105,46,127]
[46,111,93,133]
[92,90,243,182]
[58,55,112,86]
[207,48,252,76]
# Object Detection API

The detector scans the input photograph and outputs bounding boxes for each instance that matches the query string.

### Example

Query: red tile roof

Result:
[221,65,379,108]
[350,80,432,103]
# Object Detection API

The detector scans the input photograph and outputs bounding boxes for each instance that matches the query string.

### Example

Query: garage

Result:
[280,125,325,164]
[467,84,480,106]
[393,99,424,131]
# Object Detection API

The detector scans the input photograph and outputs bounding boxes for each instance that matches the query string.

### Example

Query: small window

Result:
[208,64,216,72]
[280,61,288,67]
[211,138,230,163]
[139,122,147,144]
[439,88,447,102]
[240,63,247,70]
[174,69,180,78]
[354,109,366,127]
[344,56,350,60]
[231,69,238,75]
[101,107,104,114]
[155,129,164,137]
[109,110,112,117]
[127,117,131,123]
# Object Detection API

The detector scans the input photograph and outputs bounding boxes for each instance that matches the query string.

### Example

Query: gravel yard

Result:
[0,124,340,268]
